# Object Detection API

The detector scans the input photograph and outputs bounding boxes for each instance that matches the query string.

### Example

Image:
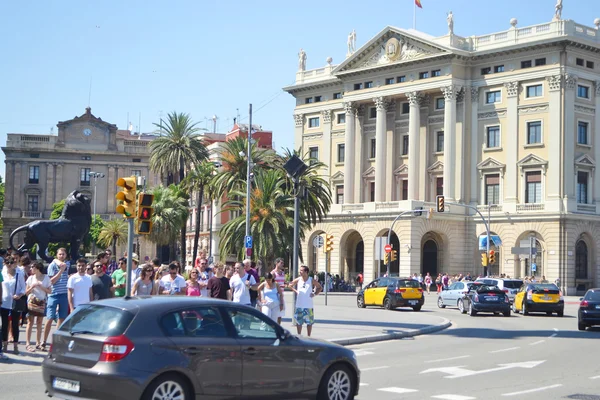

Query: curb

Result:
[330,318,452,346]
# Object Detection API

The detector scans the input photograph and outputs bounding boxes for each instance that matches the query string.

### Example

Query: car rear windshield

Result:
[397,280,422,288]
[584,291,600,301]
[502,280,523,289]
[531,284,559,291]
[476,285,500,292]
[59,304,135,337]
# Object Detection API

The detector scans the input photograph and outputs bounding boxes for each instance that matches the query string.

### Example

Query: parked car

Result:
[460,284,511,317]
[357,277,424,311]
[474,278,523,303]
[42,297,360,400]
[437,281,484,312]
[512,283,564,317]
[578,288,600,330]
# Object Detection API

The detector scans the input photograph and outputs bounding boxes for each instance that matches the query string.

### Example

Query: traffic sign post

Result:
[313,236,324,248]
[245,235,253,249]
[384,244,392,253]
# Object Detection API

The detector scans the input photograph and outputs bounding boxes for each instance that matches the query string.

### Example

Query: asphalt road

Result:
[1,294,598,400]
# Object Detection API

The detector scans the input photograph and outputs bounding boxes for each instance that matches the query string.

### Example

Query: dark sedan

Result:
[578,288,600,331]
[460,284,511,317]
[42,296,359,400]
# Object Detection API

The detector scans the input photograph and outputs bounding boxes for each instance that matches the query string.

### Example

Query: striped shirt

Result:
[273,269,286,288]
[48,260,69,295]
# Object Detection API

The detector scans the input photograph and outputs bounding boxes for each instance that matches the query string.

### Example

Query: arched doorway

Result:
[356,241,364,275]
[375,231,400,278]
[422,240,438,277]
[342,230,364,282]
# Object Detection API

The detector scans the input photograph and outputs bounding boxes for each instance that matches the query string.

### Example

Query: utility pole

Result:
[244,104,253,259]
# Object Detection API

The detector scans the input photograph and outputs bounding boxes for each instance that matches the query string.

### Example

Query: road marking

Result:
[421,360,545,379]
[489,347,520,354]
[530,340,545,346]
[378,387,418,394]
[549,333,557,338]
[361,366,390,372]
[360,383,370,387]
[432,395,476,400]
[354,349,375,357]
[425,355,471,364]
[0,368,41,375]
[590,375,600,380]
[502,384,562,396]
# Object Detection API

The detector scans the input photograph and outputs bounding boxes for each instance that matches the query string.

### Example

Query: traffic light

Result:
[325,234,334,253]
[391,250,398,262]
[136,193,154,235]
[115,177,136,218]
[436,195,445,212]
[481,253,488,266]
[414,206,423,217]
[489,250,496,264]
[384,252,390,264]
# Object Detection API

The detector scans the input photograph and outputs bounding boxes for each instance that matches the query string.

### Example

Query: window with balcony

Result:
[370,139,376,159]
[485,174,500,205]
[587,61,594,69]
[29,166,39,184]
[527,121,542,144]
[525,171,542,203]
[333,92,342,99]
[354,83,363,90]
[402,136,409,155]
[305,97,314,104]
[397,75,406,83]
[521,60,532,68]
[435,98,445,110]
[436,177,444,196]
[486,126,500,148]
[526,84,543,98]
[309,147,319,164]
[27,195,39,212]
[401,180,408,200]
[337,144,345,163]
[486,90,501,104]
[431,69,441,77]
[80,168,91,186]
[337,113,346,124]
[419,71,429,79]
[436,131,444,152]
[365,81,373,89]
[578,85,590,99]
[481,67,491,75]
[577,171,589,204]
[576,58,585,66]
[336,185,344,204]
[308,117,320,128]
[494,65,505,73]
[535,58,546,66]
[314,96,322,103]
[369,182,375,202]
[578,121,589,145]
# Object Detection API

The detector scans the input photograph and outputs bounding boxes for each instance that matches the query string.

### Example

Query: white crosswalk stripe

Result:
[432,395,476,400]
[378,387,419,394]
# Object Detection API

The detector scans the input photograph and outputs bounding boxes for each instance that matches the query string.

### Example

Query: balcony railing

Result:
[341,204,364,212]
[576,204,596,213]
[21,211,42,219]
[517,203,545,212]
[477,204,503,212]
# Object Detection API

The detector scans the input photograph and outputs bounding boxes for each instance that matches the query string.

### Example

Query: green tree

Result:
[181,160,217,266]
[47,199,67,258]
[83,215,105,255]
[97,218,128,257]
[148,184,189,260]
[149,111,209,262]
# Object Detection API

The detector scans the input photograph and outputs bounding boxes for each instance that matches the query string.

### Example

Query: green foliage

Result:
[83,216,105,254]
[148,184,189,246]
[47,199,67,258]
[97,218,128,257]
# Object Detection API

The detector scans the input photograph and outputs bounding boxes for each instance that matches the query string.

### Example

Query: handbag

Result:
[11,271,28,313]
[28,297,46,315]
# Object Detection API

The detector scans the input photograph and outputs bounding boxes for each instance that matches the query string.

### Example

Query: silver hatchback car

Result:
[474,278,523,303]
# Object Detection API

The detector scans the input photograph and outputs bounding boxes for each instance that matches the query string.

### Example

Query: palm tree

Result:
[148,184,189,260]
[181,161,217,267]
[149,111,209,262]
[97,218,128,258]
[219,169,294,268]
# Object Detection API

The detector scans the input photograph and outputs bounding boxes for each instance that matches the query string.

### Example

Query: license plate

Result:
[543,296,551,300]
[486,297,498,301]
[408,300,418,305]
[53,377,80,393]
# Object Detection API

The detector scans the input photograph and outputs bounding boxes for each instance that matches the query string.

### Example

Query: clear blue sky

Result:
[1,0,597,178]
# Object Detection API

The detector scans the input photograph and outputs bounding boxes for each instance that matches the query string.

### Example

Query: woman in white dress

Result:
[257,273,283,322]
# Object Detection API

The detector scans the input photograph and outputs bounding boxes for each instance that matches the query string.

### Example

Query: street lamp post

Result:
[244,104,253,245]
[89,171,105,254]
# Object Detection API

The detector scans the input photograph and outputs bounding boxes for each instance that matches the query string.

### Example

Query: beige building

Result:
[2,107,160,259]
[284,16,600,295]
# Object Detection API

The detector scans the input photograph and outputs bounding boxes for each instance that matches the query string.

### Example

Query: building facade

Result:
[2,107,160,259]
[284,16,600,295]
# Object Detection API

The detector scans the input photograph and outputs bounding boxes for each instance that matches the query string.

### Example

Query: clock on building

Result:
[83,128,92,136]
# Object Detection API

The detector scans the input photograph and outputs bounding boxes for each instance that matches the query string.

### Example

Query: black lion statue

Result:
[9,190,92,262]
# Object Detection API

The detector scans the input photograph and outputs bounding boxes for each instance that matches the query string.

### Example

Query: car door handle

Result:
[183,347,202,354]
[243,348,257,356]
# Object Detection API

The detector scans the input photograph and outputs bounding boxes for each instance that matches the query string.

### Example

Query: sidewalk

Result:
[279,293,451,346]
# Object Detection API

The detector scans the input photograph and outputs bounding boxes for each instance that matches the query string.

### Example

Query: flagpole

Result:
[413,0,416,29]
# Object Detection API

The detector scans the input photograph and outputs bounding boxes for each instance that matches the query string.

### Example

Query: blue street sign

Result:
[531,263,537,272]
[245,235,253,249]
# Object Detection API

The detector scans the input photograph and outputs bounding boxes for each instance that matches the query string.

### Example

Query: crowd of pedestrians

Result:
[0,248,325,360]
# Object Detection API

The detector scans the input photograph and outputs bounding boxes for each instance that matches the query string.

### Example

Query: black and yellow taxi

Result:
[512,282,564,317]
[357,277,424,311]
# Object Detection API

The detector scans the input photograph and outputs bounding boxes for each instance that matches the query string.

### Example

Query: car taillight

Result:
[580,300,589,308]
[527,290,533,300]
[559,291,564,301]
[98,335,134,362]
[503,289,509,293]
[394,289,407,294]
[504,296,509,303]
[487,293,496,296]
[474,294,479,302]
[418,288,423,293]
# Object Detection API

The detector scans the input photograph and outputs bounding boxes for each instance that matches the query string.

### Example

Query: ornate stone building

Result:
[284,16,600,295]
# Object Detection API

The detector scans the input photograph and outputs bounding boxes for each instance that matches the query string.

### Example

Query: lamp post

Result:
[245,104,253,242]
[89,171,105,254]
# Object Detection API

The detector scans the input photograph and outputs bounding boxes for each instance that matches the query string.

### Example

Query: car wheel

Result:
[522,302,529,316]
[468,303,477,316]
[142,373,192,400]
[458,300,466,314]
[357,296,366,309]
[437,297,446,309]
[557,310,564,317]
[503,310,511,317]
[578,320,587,331]
[512,302,519,313]
[412,306,422,312]
[384,297,393,310]
[317,364,355,400]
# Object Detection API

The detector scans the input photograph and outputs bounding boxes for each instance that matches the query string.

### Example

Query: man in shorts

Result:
[42,248,70,348]
[289,265,322,337]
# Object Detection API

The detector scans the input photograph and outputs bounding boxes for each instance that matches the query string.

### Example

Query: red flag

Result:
[415,0,422,8]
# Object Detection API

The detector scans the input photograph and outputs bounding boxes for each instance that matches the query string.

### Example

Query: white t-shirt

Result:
[160,274,187,295]
[230,273,256,305]
[67,274,93,308]
[198,270,212,297]
[26,274,52,301]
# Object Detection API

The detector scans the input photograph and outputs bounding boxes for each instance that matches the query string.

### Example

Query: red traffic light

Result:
[140,207,152,220]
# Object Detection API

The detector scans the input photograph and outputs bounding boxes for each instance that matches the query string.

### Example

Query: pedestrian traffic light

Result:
[136,193,154,235]
[325,234,334,253]
[436,195,445,212]
[391,250,398,262]
[384,252,389,264]
[489,250,496,264]
[481,253,488,266]
[115,177,136,218]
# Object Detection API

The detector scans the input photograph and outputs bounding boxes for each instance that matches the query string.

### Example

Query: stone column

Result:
[107,165,116,212]
[343,102,357,204]
[564,74,577,210]
[211,199,222,262]
[355,105,365,202]
[504,81,520,211]
[374,97,388,202]
[407,92,421,200]
[456,89,466,202]
[293,114,304,155]
[594,82,600,208]
[385,101,396,201]
[3,161,14,210]
[321,110,332,177]
[45,162,54,211]
[14,162,24,210]
[442,85,458,201]
[55,163,64,203]
[546,75,563,211]
[469,87,480,205]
